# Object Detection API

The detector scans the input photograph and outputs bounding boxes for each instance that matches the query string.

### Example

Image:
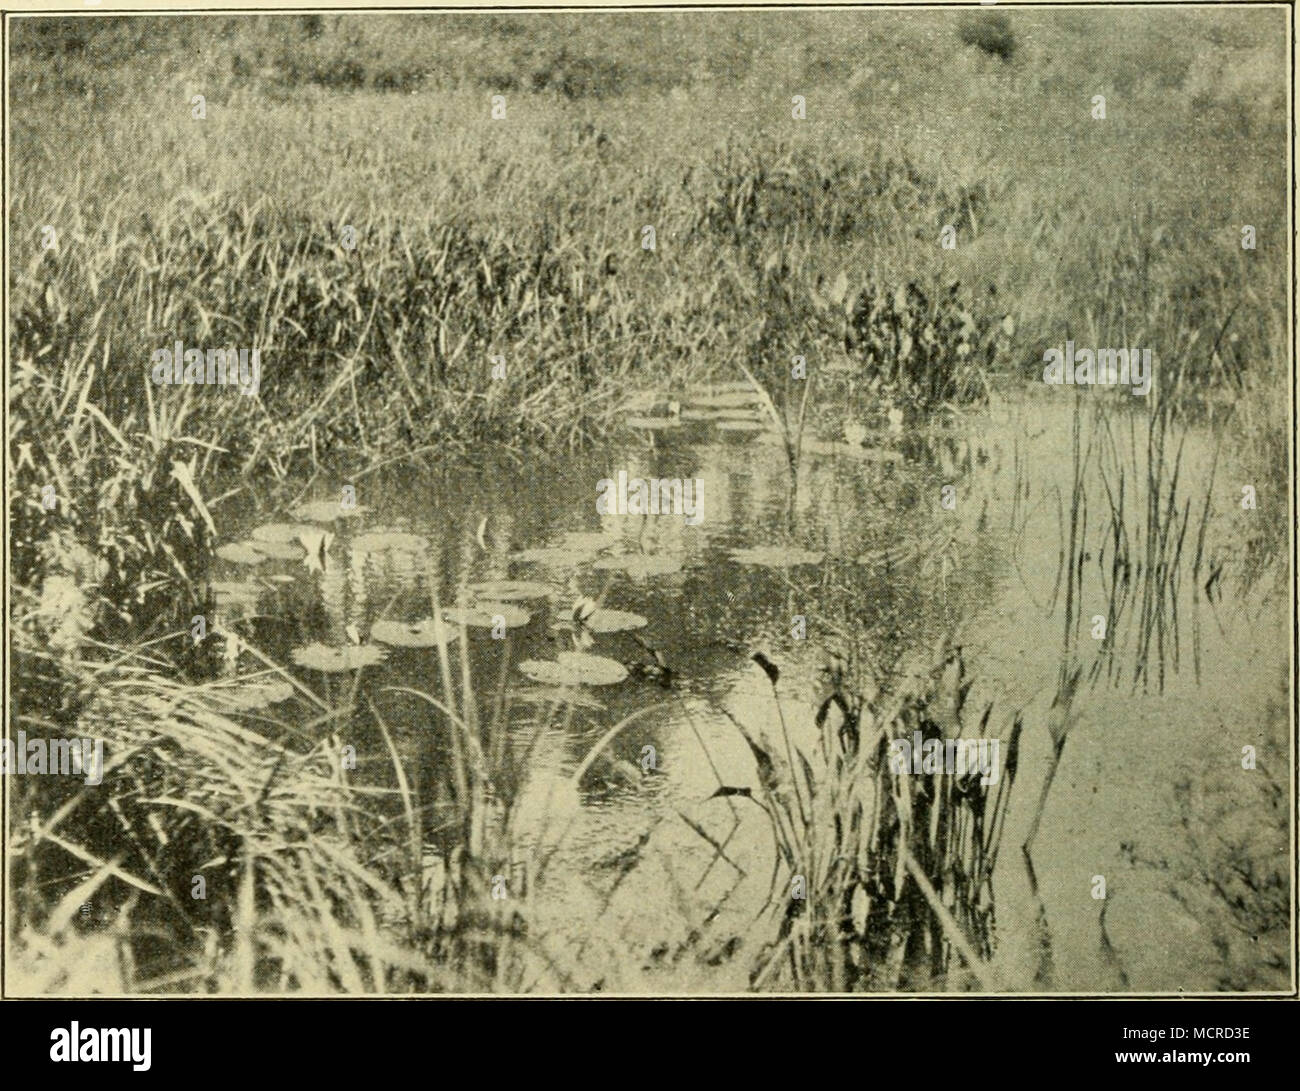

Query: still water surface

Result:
[215,392,1289,992]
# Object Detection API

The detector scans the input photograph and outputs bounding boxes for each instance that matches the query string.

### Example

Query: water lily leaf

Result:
[685,391,762,409]
[291,500,369,523]
[557,531,618,552]
[212,679,297,711]
[625,416,681,430]
[216,542,267,565]
[351,531,429,554]
[511,546,596,567]
[556,652,628,684]
[291,642,387,672]
[730,546,824,567]
[251,522,319,544]
[210,580,264,606]
[442,604,531,629]
[247,540,304,561]
[581,608,648,634]
[295,528,335,573]
[467,580,559,602]
[518,652,628,687]
[370,619,461,649]
[593,554,682,577]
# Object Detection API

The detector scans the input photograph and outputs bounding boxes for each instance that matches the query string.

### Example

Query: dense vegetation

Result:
[8,11,1289,992]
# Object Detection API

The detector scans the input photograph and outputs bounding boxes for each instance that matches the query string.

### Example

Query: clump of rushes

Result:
[716,641,1021,992]
[7,632,430,994]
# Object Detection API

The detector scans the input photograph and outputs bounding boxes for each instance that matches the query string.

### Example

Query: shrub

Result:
[958,13,1017,63]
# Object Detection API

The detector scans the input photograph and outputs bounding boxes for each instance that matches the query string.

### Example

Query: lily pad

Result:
[248,540,305,561]
[370,618,461,649]
[442,604,531,629]
[518,652,628,687]
[593,554,683,577]
[252,522,319,545]
[730,546,825,567]
[581,608,649,634]
[511,546,596,567]
[351,531,430,555]
[213,679,297,711]
[557,531,618,552]
[685,391,762,409]
[210,580,265,607]
[467,580,559,602]
[291,642,388,672]
[625,416,681,431]
[291,500,370,523]
[216,542,268,565]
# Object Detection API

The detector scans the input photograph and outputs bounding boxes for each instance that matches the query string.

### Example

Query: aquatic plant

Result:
[370,618,462,649]
[290,642,389,672]
[715,642,1021,991]
[518,652,629,687]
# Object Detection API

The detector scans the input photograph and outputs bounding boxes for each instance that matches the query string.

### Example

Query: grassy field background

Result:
[11,9,1287,619]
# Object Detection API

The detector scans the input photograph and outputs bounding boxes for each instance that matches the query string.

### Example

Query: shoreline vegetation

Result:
[7,12,1290,993]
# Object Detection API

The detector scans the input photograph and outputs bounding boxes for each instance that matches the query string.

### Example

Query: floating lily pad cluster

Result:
[511,531,681,580]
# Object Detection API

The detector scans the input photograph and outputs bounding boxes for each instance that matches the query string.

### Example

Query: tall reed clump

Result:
[374,562,673,991]
[7,632,430,993]
[722,643,1021,991]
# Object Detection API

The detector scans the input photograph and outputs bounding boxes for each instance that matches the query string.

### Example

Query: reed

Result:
[712,643,1020,991]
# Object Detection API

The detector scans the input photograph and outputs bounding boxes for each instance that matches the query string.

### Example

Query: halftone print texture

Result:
[6,6,1292,997]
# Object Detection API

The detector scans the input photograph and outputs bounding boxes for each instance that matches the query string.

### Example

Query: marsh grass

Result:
[8,632,428,993]
[720,644,1021,992]
[8,10,1289,993]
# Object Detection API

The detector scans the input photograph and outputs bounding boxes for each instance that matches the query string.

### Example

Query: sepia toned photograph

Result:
[5,3,1293,1001]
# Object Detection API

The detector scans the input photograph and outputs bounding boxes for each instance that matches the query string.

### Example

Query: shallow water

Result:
[212,391,1290,992]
